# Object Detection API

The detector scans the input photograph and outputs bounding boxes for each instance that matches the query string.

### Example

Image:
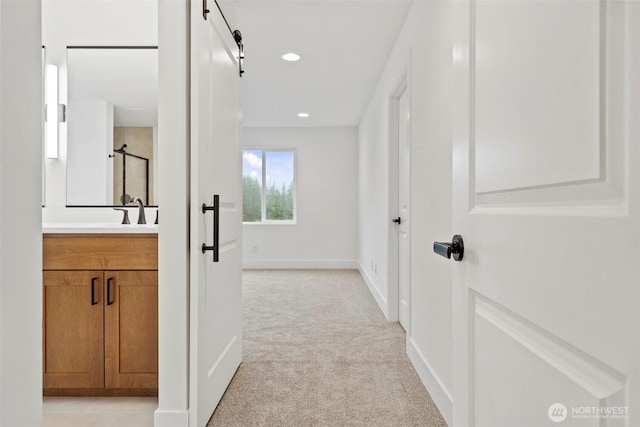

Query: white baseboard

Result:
[407,337,453,426]
[243,260,358,269]
[357,262,389,320]
[154,409,189,427]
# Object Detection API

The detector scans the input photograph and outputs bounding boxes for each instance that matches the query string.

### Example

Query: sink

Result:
[42,223,158,234]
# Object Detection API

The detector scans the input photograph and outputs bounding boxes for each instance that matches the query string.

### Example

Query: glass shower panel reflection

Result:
[112,127,153,206]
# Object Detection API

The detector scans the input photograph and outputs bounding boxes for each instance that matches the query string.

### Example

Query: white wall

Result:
[406,3,453,424]
[0,1,43,425]
[42,0,157,213]
[358,15,411,317]
[66,101,114,205]
[243,127,358,269]
[358,2,454,425]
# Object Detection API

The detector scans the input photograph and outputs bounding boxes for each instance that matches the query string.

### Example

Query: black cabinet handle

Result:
[91,277,99,305]
[202,194,220,262]
[106,278,114,305]
[392,217,402,224]
[433,235,464,261]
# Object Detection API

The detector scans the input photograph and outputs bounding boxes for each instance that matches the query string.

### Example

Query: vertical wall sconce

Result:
[45,64,60,159]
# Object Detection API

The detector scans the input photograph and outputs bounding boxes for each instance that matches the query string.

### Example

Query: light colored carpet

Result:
[207,269,447,427]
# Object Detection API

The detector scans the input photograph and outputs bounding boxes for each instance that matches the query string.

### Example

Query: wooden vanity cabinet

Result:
[105,270,158,389]
[43,271,105,389]
[43,234,158,396]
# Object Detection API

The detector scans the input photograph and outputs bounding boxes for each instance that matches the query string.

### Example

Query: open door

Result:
[189,1,243,426]
[451,1,639,426]
[397,85,411,331]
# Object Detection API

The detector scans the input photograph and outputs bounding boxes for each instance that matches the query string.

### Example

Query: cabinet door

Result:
[104,271,158,389]
[43,271,104,389]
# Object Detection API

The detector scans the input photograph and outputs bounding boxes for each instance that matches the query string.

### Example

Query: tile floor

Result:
[42,396,157,427]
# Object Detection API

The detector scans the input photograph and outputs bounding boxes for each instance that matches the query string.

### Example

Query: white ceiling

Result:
[62,2,410,129]
[237,0,412,128]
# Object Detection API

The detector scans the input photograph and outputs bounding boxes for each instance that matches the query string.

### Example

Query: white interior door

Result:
[452,1,639,426]
[398,88,411,331]
[189,1,242,426]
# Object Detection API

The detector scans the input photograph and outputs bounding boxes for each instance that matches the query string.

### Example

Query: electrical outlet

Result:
[252,245,258,253]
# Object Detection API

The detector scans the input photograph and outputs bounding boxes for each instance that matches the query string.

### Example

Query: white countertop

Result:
[43,223,158,234]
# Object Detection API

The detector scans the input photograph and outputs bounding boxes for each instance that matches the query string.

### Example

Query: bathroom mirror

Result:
[66,47,158,206]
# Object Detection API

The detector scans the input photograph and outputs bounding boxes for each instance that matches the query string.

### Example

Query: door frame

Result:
[387,68,409,324]
[155,1,191,426]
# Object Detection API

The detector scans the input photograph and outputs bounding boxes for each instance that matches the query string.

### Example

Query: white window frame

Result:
[242,148,297,225]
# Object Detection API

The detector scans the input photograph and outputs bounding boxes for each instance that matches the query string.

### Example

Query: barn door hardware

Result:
[234,30,245,77]
[203,0,245,77]
[203,0,211,20]
[202,195,220,262]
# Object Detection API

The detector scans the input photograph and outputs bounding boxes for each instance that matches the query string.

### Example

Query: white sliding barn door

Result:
[189,1,242,426]
[451,1,639,426]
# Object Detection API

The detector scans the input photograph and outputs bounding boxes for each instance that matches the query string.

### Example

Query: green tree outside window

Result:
[242,150,295,222]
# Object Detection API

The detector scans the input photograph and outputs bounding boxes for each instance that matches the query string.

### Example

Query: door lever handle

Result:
[392,217,402,224]
[433,235,464,261]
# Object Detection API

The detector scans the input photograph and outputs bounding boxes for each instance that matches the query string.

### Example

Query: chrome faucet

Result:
[132,198,146,224]
[114,208,131,224]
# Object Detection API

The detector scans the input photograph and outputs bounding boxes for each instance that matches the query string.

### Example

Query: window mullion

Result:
[261,150,267,222]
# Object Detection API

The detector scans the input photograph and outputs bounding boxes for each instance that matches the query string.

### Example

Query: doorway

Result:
[397,85,411,331]
[389,70,410,331]
[41,1,160,425]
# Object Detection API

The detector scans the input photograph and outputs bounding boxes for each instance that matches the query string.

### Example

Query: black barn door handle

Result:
[202,194,220,262]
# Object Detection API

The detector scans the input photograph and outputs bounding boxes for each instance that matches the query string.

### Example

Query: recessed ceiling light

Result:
[297,113,309,118]
[282,53,301,62]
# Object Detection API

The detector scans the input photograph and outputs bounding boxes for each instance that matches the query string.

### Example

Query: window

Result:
[242,149,295,223]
